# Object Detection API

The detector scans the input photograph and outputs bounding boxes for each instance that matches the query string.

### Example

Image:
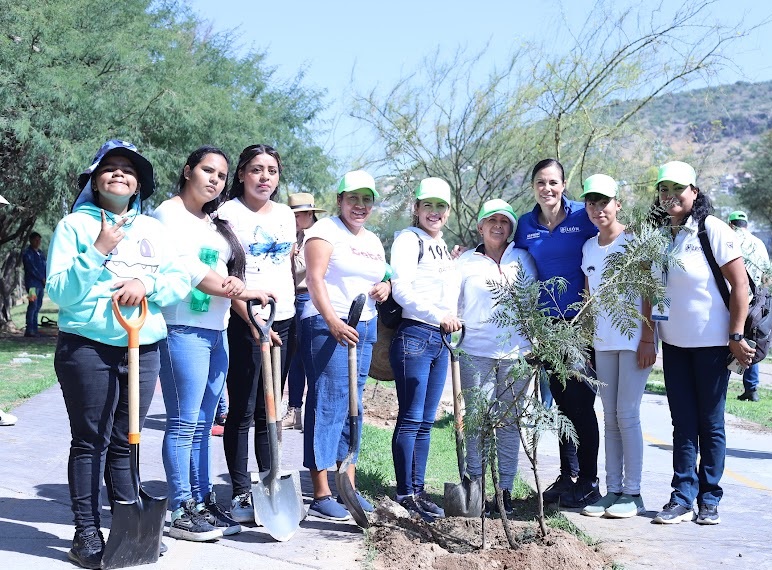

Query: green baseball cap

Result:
[477,199,517,236]
[415,177,451,204]
[728,210,748,223]
[580,174,618,198]
[337,169,379,198]
[656,161,696,187]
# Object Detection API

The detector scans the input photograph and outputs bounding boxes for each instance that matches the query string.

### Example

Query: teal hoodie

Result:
[46,197,190,346]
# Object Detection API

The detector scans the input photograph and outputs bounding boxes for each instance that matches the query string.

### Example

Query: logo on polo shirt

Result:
[586,265,596,274]
[560,226,580,234]
[685,244,702,252]
[527,232,540,240]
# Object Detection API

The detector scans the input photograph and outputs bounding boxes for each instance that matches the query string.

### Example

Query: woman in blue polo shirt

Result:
[513,158,600,508]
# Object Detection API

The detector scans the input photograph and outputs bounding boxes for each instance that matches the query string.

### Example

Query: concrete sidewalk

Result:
[1,365,771,569]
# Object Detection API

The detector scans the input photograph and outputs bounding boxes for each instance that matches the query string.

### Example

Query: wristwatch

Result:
[729,333,744,342]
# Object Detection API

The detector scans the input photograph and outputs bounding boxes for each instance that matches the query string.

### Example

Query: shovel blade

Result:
[443,476,483,518]
[252,474,302,542]
[101,487,166,569]
[335,469,369,528]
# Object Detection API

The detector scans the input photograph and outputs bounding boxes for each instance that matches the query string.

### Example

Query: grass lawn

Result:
[646,367,772,429]
[0,300,59,411]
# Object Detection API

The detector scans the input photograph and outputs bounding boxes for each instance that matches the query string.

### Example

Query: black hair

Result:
[179,146,245,281]
[530,158,565,184]
[29,232,41,240]
[730,219,748,229]
[650,185,714,227]
[227,144,283,202]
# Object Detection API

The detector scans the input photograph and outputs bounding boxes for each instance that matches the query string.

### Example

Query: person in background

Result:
[457,199,536,515]
[579,175,655,519]
[0,193,18,427]
[217,144,296,523]
[727,210,769,402]
[47,139,189,568]
[23,231,47,337]
[282,192,326,431]
[153,146,272,541]
[651,161,751,525]
[513,158,600,509]
[301,170,389,520]
[389,177,462,522]
[211,393,228,436]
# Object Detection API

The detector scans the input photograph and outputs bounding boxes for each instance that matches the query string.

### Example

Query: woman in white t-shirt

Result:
[301,170,390,521]
[456,199,536,516]
[153,146,272,541]
[216,144,296,523]
[388,178,462,522]
[650,161,752,526]
[578,174,655,520]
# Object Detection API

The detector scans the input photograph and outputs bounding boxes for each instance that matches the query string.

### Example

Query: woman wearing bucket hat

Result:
[456,199,536,515]
[152,146,274,541]
[216,144,296,523]
[46,139,190,568]
[578,175,656,519]
[649,161,751,525]
[300,169,390,520]
[388,177,462,522]
[281,192,326,430]
[513,158,600,509]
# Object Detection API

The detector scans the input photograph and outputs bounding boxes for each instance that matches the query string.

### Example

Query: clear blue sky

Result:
[187,0,772,167]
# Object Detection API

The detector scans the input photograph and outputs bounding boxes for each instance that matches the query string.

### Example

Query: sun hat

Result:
[580,174,618,198]
[78,139,155,200]
[656,161,696,187]
[477,199,517,227]
[415,177,451,205]
[337,169,379,198]
[728,210,748,223]
[288,192,326,213]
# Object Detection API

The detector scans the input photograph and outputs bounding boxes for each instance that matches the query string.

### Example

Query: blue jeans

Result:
[55,332,159,531]
[26,287,43,334]
[743,362,759,392]
[389,320,449,496]
[662,342,730,507]
[159,325,228,510]
[286,292,310,408]
[301,314,376,470]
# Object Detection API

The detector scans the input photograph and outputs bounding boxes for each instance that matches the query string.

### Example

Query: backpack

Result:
[698,218,772,364]
[377,230,424,329]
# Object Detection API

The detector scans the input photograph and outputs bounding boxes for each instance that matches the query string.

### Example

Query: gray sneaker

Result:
[169,498,223,542]
[653,500,694,524]
[696,503,720,525]
[604,494,645,518]
[200,491,242,535]
[230,492,255,523]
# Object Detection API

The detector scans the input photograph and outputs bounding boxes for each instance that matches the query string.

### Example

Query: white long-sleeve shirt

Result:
[390,227,460,327]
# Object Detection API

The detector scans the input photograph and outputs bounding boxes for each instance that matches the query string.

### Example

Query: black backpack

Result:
[377,231,424,329]
[698,218,772,364]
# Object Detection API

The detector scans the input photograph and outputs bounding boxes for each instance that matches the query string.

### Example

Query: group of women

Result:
[46,137,751,568]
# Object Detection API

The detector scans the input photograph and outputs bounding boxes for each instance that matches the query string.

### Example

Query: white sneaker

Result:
[281,407,302,430]
[0,410,17,426]
[230,492,255,523]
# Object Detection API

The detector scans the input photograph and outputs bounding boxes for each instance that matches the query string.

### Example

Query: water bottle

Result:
[190,247,219,312]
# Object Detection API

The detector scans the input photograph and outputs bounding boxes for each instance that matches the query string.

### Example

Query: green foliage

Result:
[737,129,772,226]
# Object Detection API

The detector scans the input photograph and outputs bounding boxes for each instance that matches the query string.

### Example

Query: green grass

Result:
[0,300,59,410]
[646,367,772,428]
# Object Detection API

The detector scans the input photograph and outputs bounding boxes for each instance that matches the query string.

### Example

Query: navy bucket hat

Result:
[78,139,155,200]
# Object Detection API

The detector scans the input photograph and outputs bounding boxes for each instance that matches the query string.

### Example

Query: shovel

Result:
[442,326,483,518]
[246,298,303,542]
[102,298,166,569]
[336,294,369,528]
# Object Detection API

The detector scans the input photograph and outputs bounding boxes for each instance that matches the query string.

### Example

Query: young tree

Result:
[736,129,772,226]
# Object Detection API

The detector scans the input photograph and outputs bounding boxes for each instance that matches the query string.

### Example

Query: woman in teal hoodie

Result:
[46,140,189,570]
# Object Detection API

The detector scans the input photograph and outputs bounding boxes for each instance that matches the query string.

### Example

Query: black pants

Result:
[55,332,160,531]
[223,312,291,497]
[549,351,599,481]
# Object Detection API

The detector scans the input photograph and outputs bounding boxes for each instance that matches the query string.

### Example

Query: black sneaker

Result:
[559,477,602,508]
[398,495,435,523]
[542,474,575,503]
[487,489,514,515]
[67,527,104,569]
[202,491,242,535]
[737,389,760,402]
[653,500,694,524]
[696,503,721,525]
[169,498,223,542]
[415,490,445,518]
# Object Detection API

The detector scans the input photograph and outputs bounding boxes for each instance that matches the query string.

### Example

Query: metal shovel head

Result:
[101,453,166,568]
[335,456,369,528]
[252,470,303,542]
[443,475,483,518]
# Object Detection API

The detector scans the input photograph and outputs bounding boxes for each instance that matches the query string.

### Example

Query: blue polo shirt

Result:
[513,198,597,317]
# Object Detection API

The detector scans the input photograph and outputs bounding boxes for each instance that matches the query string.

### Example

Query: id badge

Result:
[651,297,670,321]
